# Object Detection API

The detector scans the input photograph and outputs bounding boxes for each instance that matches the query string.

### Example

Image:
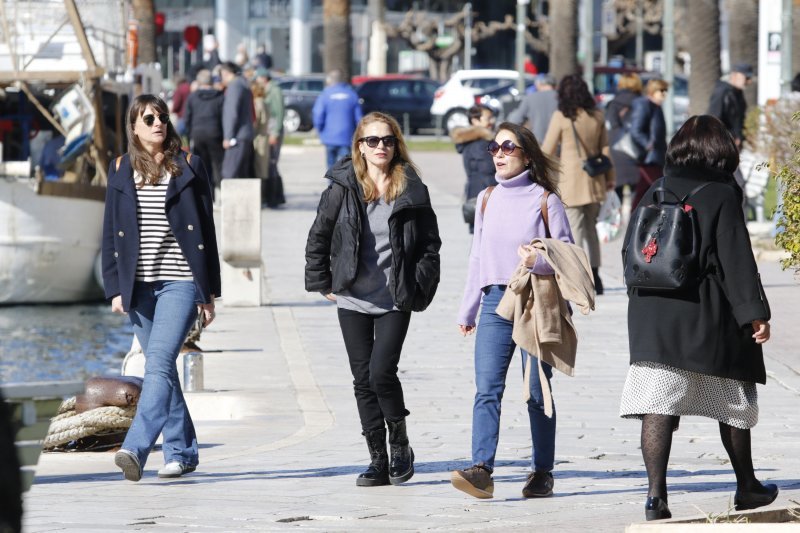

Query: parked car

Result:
[476,82,523,122]
[430,69,536,133]
[275,74,326,133]
[355,76,440,134]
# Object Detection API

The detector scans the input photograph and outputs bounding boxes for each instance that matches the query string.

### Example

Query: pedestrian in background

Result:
[219,62,255,180]
[313,69,363,170]
[102,95,221,482]
[253,68,286,207]
[507,74,558,143]
[170,75,191,139]
[185,68,224,198]
[620,115,777,521]
[541,74,614,295]
[629,78,668,210]
[305,112,441,488]
[452,122,573,500]
[707,63,753,149]
[605,72,643,203]
[451,104,496,233]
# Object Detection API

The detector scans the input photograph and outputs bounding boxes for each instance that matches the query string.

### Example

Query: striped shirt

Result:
[134,172,193,282]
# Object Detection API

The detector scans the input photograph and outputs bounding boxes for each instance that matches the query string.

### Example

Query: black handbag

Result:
[462,196,478,225]
[571,120,613,177]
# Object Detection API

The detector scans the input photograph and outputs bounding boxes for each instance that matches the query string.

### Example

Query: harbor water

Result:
[0,303,132,384]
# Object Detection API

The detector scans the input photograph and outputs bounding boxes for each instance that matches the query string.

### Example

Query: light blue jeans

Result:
[326,145,350,169]
[123,281,199,468]
[471,285,556,473]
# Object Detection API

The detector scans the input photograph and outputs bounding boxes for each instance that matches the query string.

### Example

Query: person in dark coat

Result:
[707,63,752,148]
[451,104,496,233]
[305,112,441,488]
[507,74,558,143]
[629,78,668,210]
[619,115,776,521]
[605,73,642,202]
[102,95,221,482]
[185,69,225,197]
[219,61,255,180]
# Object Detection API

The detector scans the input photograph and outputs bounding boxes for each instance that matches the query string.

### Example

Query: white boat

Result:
[0,0,133,303]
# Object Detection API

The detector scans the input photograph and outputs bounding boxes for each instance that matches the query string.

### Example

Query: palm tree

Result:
[132,0,156,64]
[549,0,578,82]
[727,0,758,106]
[323,0,351,81]
[687,0,720,116]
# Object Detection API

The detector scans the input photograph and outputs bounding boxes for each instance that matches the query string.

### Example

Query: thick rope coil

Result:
[43,402,136,449]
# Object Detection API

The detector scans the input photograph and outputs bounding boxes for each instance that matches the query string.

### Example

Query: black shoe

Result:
[356,428,390,487]
[645,496,672,521]
[734,483,779,511]
[522,471,554,498]
[387,419,414,485]
[592,267,604,295]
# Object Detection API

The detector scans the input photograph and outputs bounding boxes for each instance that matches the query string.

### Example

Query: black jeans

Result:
[337,308,412,432]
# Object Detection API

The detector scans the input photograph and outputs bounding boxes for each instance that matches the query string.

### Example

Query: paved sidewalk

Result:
[23,146,800,532]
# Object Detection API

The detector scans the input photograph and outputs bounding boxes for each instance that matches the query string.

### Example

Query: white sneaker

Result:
[114,449,142,482]
[157,461,196,478]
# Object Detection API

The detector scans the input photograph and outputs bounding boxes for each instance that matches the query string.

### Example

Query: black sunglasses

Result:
[488,139,518,156]
[359,135,397,149]
[141,113,170,127]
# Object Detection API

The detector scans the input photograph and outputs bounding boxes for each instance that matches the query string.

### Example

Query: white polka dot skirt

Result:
[619,361,758,429]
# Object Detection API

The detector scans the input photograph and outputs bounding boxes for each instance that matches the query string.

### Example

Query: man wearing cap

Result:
[507,74,558,143]
[707,63,753,148]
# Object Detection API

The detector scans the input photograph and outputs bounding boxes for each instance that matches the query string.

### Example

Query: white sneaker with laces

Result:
[157,461,196,478]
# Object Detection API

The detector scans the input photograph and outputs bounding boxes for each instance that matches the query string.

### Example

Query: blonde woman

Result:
[305,112,441,487]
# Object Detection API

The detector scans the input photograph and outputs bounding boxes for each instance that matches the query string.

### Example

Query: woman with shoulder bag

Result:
[541,74,615,294]
[305,112,441,487]
[606,73,643,202]
[451,122,573,500]
[620,116,776,521]
[102,94,221,482]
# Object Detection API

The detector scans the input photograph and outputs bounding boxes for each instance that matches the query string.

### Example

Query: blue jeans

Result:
[326,145,350,169]
[471,285,556,472]
[123,281,199,468]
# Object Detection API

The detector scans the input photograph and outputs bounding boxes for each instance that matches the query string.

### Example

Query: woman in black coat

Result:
[451,104,496,233]
[620,115,776,521]
[305,112,441,487]
[629,78,668,209]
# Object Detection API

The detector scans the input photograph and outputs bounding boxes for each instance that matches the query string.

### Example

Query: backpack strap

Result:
[480,185,496,216]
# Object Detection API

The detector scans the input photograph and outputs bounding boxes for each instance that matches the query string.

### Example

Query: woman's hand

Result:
[517,244,537,268]
[111,295,125,314]
[198,299,216,327]
[459,325,475,336]
[751,320,770,344]
[324,293,336,302]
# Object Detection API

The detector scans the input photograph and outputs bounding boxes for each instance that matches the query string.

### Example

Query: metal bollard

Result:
[183,352,204,392]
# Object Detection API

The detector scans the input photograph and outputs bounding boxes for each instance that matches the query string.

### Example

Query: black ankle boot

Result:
[645,496,672,521]
[356,429,390,487]
[592,267,604,295]
[734,483,779,511]
[386,419,414,485]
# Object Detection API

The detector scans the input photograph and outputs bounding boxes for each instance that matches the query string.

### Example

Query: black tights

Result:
[641,414,764,499]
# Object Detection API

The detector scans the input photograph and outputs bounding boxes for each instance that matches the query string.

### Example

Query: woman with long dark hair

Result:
[452,122,573,499]
[542,74,614,294]
[102,94,220,481]
[620,115,776,520]
[305,112,441,487]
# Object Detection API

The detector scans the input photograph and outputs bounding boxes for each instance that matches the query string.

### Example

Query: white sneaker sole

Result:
[115,451,142,482]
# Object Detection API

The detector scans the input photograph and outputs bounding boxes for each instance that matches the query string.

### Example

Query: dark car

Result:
[355,76,440,134]
[276,74,326,133]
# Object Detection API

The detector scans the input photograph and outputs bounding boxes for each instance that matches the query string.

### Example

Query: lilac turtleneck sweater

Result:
[456,169,574,327]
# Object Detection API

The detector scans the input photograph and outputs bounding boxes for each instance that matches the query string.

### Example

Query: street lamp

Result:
[516,0,530,93]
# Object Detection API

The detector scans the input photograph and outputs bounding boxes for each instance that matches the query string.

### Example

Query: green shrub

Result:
[771,109,800,273]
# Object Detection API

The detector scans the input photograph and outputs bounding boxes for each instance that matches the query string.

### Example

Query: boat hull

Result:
[0,179,105,304]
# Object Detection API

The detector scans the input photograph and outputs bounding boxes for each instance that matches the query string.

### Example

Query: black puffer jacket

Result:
[452,125,496,199]
[305,157,442,312]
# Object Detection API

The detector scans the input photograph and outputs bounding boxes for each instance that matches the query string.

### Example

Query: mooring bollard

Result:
[183,352,204,392]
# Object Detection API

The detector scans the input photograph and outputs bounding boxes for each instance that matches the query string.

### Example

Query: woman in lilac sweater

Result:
[451,122,573,500]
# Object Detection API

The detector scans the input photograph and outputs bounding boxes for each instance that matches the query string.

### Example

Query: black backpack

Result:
[623,178,713,291]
